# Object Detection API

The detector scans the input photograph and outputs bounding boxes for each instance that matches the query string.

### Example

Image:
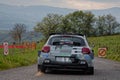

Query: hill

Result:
[91,7,120,22]
[0,30,42,44]
[0,4,120,30]
[0,4,75,30]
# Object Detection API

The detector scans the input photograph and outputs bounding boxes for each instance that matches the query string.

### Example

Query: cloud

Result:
[84,0,120,3]
[0,0,119,10]
[62,0,120,10]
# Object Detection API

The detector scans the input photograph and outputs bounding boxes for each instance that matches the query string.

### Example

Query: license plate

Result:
[56,57,70,62]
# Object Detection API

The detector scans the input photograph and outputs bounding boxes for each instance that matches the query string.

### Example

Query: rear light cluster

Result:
[82,47,90,54]
[41,46,90,54]
[42,45,50,53]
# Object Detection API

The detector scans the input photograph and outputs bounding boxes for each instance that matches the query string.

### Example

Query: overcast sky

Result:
[0,0,120,10]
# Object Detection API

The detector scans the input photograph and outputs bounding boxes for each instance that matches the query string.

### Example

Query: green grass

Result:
[88,35,120,62]
[0,42,44,71]
[0,35,120,70]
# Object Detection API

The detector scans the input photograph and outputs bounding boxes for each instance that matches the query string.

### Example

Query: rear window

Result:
[48,36,86,46]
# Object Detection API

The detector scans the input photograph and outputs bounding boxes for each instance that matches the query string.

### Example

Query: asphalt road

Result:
[0,57,120,80]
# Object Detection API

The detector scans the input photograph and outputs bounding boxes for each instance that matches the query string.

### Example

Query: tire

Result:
[38,65,41,72]
[87,67,94,75]
[38,65,46,73]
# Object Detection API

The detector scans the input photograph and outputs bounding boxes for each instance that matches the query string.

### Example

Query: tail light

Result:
[42,45,50,53]
[82,47,90,54]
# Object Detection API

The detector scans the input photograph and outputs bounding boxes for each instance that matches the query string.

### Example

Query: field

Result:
[0,42,44,70]
[0,35,120,70]
[88,35,120,61]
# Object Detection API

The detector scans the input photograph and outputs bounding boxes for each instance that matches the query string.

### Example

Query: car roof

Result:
[49,34,85,39]
[49,33,84,36]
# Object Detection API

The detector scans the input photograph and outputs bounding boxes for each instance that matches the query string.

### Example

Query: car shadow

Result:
[46,70,94,76]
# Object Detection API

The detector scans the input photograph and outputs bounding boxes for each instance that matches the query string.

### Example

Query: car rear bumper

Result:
[39,60,88,71]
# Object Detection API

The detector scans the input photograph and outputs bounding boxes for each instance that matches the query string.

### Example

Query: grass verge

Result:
[88,35,120,62]
[0,42,44,71]
[0,35,120,70]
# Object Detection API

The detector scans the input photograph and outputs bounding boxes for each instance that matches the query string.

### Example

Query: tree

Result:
[10,23,26,43]
[57,16,72,33]
[82,12,95,36]
[95,15,106,36]
[105,14,120,35]
[34,13,63,39]
[63,11,95,36]
[96,14,120,36]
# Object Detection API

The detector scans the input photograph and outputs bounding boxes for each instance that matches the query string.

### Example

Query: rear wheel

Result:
[38,65,46,73]
[87,67,94,75]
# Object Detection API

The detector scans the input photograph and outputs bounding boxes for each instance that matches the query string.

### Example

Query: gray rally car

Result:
[38,33,94,74]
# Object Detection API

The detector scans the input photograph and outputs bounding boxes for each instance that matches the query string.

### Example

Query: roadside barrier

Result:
[0,42,36,49]
[0,41,37,55]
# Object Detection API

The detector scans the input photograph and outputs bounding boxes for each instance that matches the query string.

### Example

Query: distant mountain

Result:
[0,30,42,44]
[91,7,120,22]
[0,4,76,30]
[0,4,120,31]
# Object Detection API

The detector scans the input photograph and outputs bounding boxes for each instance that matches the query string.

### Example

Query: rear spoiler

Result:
[49,33,84,36]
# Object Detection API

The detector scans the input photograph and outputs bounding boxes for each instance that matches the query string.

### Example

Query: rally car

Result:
[38,33,94,74]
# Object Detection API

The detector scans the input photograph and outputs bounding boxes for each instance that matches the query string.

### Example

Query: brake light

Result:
[82,47,90,54]
[42,46,50,53]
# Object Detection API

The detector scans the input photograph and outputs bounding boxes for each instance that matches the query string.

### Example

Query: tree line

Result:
[10,11,120,43]
[34,11,120,39]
